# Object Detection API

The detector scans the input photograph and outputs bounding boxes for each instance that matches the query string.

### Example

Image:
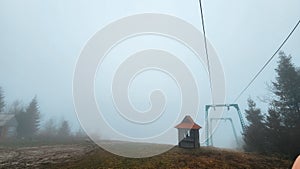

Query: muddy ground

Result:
[0,143,95,169]
[0,142,294,169]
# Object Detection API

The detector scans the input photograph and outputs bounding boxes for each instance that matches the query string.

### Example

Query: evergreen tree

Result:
[8,100,23,114]
[75,127,87,138]
[243,98,266,152]
[15,111,27,138]
[9,100,27,138]
[57,120,71,139]
[265,106,285,154]
[25,96,40,137]
[267,51,300,157]
[15,97,40,138]
[41,118,57,138]
[272,52,300,128]
[0,87,5,112]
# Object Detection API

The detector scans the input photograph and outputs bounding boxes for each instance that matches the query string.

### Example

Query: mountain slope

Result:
[49,143,293,169]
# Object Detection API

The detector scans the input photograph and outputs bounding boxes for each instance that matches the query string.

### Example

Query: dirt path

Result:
[0,144,94,169]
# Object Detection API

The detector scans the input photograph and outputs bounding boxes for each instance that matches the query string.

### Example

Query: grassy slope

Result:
[48,143,293,169]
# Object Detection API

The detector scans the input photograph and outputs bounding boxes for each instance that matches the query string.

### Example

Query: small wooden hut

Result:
[175,115,201,148]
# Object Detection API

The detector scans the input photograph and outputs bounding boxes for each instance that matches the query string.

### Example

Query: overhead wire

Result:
[198,0,214,105]
[234,19,300,102]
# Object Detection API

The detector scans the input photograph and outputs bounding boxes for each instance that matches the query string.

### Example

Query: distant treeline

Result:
[0,89,87,141]
[243,51,300,159]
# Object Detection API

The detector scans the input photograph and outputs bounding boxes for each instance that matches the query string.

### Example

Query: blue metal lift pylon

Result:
[205,104,246,146]
[209,118,239,147]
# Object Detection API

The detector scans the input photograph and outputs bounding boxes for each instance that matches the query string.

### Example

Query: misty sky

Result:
[0,0,300,148]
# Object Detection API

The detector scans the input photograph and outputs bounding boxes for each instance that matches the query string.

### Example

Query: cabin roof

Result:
[175,115,202,129]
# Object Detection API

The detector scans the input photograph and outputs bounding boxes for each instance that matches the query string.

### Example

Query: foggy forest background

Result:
[0,51,299,159]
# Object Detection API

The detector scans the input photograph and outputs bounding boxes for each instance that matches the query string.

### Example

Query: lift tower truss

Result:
[205,104,246,146]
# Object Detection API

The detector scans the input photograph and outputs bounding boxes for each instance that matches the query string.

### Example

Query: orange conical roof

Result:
[175,115,202,129]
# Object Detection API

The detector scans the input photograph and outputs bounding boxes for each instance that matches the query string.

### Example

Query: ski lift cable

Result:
[198,0,214,105]
[234,19,300,103]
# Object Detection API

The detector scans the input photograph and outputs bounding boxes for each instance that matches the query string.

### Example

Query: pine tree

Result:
[9,100,27,138]
[22,96,40,138]
[25,96,40,136]
[265,106,285,154]
[272,52,300,128]
[267,51,300,158]
[15,111,27,138]
[58,120,71,139]
[8,100,23,114]
[41,118,57,138]
[75,127,87,138]
[0,87,5,112]
[243,98,266,152]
